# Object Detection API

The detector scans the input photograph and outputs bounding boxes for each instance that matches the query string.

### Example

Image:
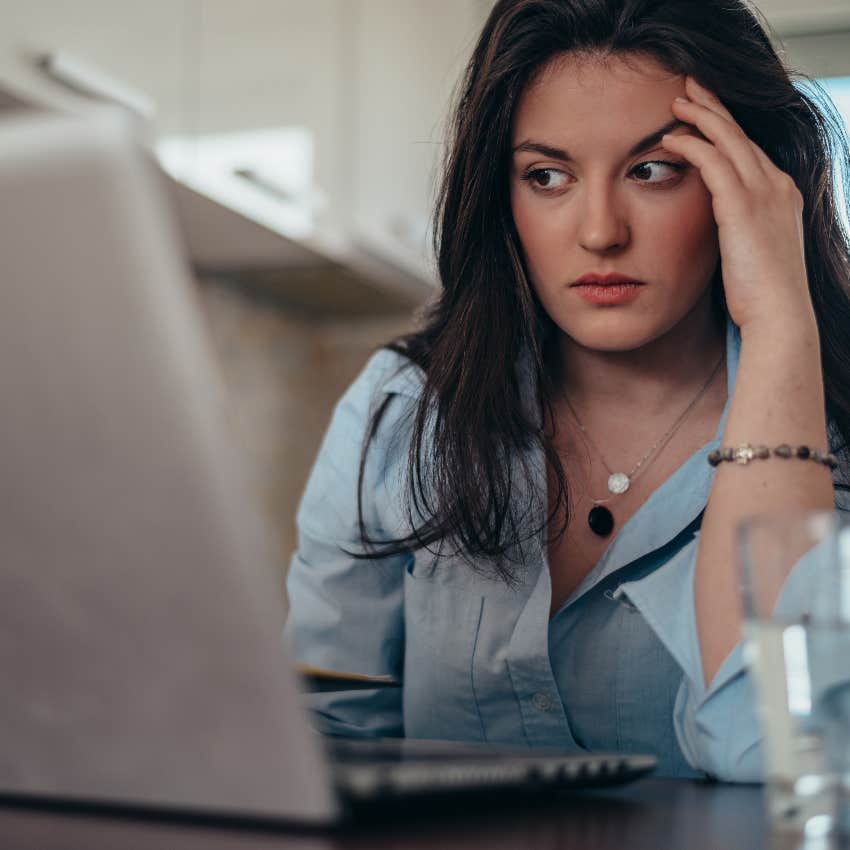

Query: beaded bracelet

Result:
[708,443,838,469]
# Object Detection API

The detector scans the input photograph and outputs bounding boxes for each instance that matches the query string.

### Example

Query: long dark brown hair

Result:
[352,0,850,583]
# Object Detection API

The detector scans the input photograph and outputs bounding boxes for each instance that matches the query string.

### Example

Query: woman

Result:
[285,0,850,780]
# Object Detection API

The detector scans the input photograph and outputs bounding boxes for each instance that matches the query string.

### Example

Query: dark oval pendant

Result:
[588,506,614,537]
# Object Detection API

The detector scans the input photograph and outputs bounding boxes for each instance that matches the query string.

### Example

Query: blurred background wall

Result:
[1,1,848,599]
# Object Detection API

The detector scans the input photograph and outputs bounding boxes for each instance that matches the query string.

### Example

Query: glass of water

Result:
[738,510,850,839]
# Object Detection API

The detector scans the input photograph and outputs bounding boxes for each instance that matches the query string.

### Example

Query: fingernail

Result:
[675,96,689,103]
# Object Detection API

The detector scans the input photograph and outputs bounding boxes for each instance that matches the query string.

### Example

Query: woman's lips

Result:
[572,282,645,305]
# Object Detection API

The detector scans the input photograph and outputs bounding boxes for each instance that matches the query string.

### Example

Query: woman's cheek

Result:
[642,186,716,270]
[511,199,542,280]
[513,201,569,288]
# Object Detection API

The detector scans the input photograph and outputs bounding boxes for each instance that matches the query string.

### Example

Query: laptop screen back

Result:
[0,110,338,823]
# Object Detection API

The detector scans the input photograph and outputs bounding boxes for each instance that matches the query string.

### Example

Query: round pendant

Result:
[588,505,615,537]
[607,472,630,495]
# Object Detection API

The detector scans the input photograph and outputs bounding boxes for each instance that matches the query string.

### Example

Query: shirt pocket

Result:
[402,551,486,740]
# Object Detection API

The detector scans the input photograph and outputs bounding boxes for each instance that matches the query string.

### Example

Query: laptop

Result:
[0,109,656,826]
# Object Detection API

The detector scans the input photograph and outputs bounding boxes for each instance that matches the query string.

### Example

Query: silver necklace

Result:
[561,354,724,537]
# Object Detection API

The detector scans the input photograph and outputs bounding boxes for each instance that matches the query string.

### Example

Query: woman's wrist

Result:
[724,303,827,449]
[736,291,819,347]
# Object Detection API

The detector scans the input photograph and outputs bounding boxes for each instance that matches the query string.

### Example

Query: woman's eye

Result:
[630,160,687,184]
[523,168,570,192]
[521,160,687,194]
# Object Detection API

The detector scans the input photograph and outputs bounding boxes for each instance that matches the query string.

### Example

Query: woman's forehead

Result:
[530,50,679,95]
[512,52,687,150]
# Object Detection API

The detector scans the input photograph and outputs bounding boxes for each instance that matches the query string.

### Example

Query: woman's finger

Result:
[660,133,753,221]
[684,76,780,178]
[685,76,737,122]
[671,97,767,189]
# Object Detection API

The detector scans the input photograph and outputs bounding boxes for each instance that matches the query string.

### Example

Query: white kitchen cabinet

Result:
[1,1,847,306]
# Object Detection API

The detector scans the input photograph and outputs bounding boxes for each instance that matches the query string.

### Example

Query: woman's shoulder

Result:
[346,347,427,407]
[324,348,427,457]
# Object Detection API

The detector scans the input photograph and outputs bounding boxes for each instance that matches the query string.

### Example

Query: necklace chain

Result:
[562,353,725,505]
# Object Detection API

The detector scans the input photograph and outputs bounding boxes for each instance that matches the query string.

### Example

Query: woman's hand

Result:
[661,75,815,336]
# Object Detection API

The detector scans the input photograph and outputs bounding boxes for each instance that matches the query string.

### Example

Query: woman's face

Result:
[510,52,720,353]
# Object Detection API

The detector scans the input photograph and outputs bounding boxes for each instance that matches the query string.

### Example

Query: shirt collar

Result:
[525,312,739,610]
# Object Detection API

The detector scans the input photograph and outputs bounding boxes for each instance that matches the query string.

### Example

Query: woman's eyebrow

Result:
[512,118,686,160]
[628,118,689,155]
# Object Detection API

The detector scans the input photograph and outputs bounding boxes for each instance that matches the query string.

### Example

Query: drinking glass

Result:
[738,510,850,840]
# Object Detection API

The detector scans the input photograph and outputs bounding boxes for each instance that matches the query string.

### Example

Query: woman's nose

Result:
[577,186,630,253]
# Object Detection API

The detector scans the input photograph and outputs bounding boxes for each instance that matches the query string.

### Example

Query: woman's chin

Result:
[557,321,661,355]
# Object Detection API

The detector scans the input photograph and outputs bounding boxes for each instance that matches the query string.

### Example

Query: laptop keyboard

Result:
[324,737,657,801]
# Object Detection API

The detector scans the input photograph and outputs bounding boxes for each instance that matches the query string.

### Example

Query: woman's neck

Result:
[555,302,727,422]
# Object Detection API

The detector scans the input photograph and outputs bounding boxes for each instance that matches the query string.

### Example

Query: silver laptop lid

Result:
[0,110,339,823]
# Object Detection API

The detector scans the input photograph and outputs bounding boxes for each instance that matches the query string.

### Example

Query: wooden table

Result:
[0,778,796,850]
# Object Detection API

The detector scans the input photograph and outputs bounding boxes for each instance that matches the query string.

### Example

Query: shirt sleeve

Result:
[620,500,850,783]
[283,350,416,738]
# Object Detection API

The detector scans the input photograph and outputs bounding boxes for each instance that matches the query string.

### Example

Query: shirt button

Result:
[531,692,553,712]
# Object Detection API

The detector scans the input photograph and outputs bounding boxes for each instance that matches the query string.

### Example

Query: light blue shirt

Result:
[284,313,849,781]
